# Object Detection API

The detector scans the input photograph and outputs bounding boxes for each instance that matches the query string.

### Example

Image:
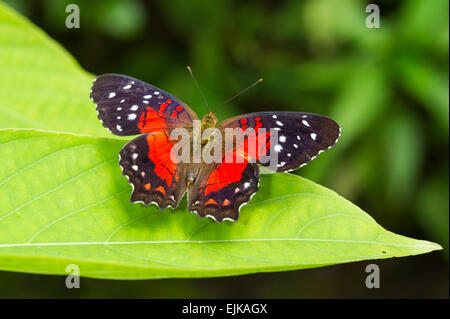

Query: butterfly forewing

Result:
[90,74,198,136]
[219,112,340,172]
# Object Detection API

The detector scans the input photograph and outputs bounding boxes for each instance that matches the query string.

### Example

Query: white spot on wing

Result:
[123,84,132,89]
[302,120,310,127]
[108,92,116,98]
[310,133,317,140]
[274,145,283,152]
[277,161,286,167]
[279,135,286,142]
[128,114,137,120]
[130,105,138,111]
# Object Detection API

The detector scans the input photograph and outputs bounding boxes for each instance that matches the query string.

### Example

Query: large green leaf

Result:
[0,3,103,136]
[0,2,442,280]
[0,129,441,279]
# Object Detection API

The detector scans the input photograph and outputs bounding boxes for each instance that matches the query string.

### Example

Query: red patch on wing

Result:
[138,107,168,133]
[155,185,166,195]
[234,131,272,161]
[205,160,248,196]
[159,103,168,113]
[146,133,177,187]
[205,198,218,206]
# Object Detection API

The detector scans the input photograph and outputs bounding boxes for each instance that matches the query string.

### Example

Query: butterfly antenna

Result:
[187,66,210,112]
[214,78,263,112]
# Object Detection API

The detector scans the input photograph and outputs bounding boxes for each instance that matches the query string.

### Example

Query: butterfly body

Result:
[90,74,340,222]
[201,112,219,130]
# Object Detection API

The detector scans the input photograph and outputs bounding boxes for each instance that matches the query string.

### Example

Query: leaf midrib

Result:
[0,238,438,249]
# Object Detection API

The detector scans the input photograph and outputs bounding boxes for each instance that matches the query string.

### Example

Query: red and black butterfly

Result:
[90,74,340,222]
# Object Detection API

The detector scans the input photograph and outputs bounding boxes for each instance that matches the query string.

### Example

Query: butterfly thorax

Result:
[200,112,219,146]
[201,112,218,131]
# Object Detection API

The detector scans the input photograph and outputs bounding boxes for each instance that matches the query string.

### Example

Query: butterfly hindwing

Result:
[219,112,340,172]
[90,74,198,136]
[188,155,259,222]
[119,132,188,209]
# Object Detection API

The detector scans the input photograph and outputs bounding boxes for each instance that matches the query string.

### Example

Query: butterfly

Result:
[90,74,340,222]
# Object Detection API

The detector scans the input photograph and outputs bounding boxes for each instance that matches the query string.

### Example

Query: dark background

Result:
[1,0,448,298]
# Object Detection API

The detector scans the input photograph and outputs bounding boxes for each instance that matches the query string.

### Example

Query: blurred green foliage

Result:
[1,0,448,297]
